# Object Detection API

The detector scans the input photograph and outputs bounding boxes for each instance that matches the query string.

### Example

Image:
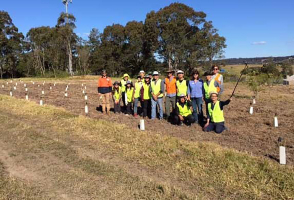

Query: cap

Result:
[144,75,151,79]
[177,70,184,74]
[137,75,141,78]
[102,69,107,73]
[153,71,159,75]
[139,70,145,73]
[178,94,186,98]
[125,81,132,86]
[113,81,119,86]
[166,70,175,73]
[122,73,130,78]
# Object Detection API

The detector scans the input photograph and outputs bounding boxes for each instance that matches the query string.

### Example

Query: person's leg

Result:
[126,103,131,114]
[147,100,151,118]
[171,96,176,112]
[106,93,110,114]
[101,94,106,113]
[134,98,139,115]
[143,100,148,118]
[215,122,225,134]
[196,97,204,123]
[203,122,215,132]
[172,114,180,125]
[158,98,163,119]
[117,100,121,113]
[114,102,117,113]
[151,98,157,119]
[191,98,198,123]
[184,114,195,125]
[165,96,171,118]
[121,92,126,112]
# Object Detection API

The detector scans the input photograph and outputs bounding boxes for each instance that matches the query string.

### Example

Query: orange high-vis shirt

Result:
[98,77,112,88]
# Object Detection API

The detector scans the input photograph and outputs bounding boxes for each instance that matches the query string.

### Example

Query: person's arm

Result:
[187,81,191,98]
[175,105,180,116]
[215,81,223,95]
[220,99,231,110]
[140,86,144,101]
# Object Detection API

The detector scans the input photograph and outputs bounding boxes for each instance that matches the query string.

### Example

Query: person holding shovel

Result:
[203,91,231,134]
[97,70,112,114]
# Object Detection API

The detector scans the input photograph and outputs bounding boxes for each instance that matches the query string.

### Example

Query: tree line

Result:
[0,3,226,78]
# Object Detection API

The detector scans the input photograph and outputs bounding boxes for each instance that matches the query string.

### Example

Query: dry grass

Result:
[0,95,293,199]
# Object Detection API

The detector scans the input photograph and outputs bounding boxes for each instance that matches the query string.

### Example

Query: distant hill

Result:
[219,55,294,65]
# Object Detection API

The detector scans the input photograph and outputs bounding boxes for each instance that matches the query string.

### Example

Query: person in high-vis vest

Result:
[97,70,112,114]
[125,81,134,115]
[164,70,177,119]
[173,94,195,126]
[133,75,143,117]
[211,65,224,95]
[120,74,131,113]
[140,75,152,118]
[203,91,232,134]
[150,71,164,120]
[203,71,222,117]
[112,81,122,114]
[176,70,188,98]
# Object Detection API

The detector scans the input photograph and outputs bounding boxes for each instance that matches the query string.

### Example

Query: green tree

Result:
[0,11,24,78]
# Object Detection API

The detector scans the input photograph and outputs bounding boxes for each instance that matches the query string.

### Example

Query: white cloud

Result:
[252,41,267,45]
[83,33,90,37]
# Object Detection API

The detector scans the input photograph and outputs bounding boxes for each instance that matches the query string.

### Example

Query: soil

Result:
[1,79,293,165]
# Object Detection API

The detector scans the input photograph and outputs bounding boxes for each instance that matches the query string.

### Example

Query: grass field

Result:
[0,77,294,199]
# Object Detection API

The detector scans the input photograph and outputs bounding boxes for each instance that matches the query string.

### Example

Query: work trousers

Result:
[126,102,133,115]
[101,93,110,113]
[203,122,226,134]
[121,92,127,112]
[165,96,176,118]
[142,99,151,118]
[173,114,195,126]
[113,100,121,113]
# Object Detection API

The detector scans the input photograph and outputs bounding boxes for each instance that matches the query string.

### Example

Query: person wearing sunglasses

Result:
[211,65,224,96]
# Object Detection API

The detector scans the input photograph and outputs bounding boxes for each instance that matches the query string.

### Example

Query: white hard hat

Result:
[177,70,184,74]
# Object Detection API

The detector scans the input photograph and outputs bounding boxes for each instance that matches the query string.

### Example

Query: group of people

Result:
[97,65,232,134]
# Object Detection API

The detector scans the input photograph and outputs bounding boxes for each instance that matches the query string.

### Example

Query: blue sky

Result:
[1,0,293,58]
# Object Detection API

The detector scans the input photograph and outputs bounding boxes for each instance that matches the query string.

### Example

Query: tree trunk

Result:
[68,41,73,76]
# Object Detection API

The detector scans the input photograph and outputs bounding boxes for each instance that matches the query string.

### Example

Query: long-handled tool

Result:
[230,62,249,98]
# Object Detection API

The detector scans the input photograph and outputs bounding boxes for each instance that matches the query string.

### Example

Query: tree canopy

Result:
[0,3,227,78]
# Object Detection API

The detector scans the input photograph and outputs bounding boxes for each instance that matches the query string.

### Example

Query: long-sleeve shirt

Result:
[175,100,192,116]
[188,79,203,98]
[150,79,164,97]
[98,76,112,94]
[207,99,231,120]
